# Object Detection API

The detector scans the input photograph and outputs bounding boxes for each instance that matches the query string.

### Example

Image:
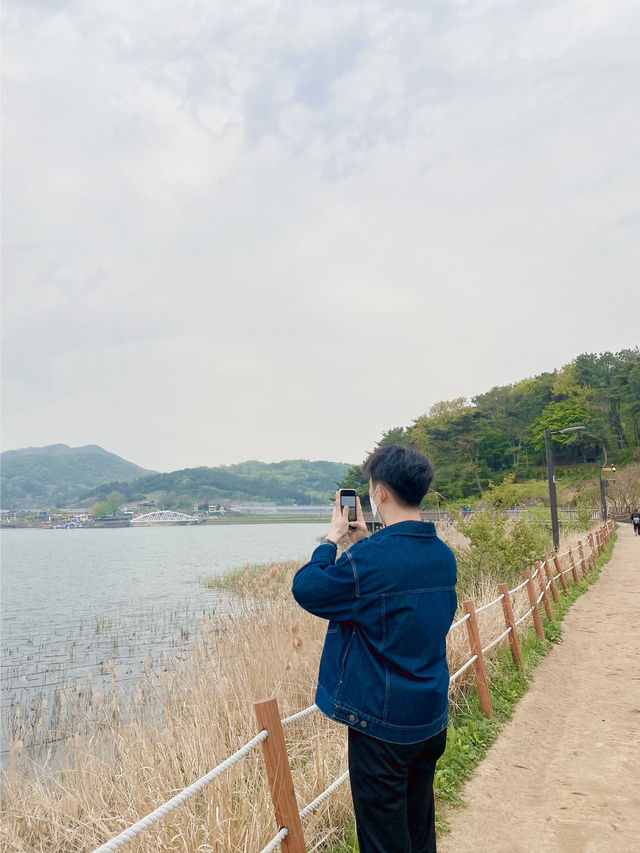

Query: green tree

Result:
[91,501,109,519]
[412,400,487,496]
[104,490,125,515]
[528,400,587,453]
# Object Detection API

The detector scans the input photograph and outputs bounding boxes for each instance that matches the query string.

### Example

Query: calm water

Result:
[0,523,327,751]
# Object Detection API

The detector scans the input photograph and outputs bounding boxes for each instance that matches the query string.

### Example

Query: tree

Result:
[91,501,109,519]
[412,399,487,496]
[528,400,588,453]
[104,490,125,516]
[606,463,640,515]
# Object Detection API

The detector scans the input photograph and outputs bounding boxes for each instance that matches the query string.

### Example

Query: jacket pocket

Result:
[327,620,338,634]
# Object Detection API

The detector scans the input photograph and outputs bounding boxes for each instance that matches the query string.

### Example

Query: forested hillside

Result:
[341,349,640,503]
[0,445,154,509]
[81,459,350,509]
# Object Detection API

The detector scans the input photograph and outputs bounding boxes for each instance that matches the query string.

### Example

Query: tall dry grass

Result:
[0,527,599,852]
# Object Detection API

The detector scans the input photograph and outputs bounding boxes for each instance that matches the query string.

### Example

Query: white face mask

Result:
[369,486,379,518]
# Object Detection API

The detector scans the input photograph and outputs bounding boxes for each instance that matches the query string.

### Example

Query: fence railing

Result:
[91,519,614,853]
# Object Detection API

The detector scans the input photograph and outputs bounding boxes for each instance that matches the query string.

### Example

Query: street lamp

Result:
[544,425,584,550]
[599,464,616,521]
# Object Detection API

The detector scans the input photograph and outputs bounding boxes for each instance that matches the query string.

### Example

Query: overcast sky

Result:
[2,0,639,473]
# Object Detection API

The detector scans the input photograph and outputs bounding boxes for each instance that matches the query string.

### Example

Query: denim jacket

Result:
[292,521,457,744]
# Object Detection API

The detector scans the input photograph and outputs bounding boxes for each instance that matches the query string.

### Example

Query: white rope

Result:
[475,594,505,614]
[449,612,471,632]
[281,704,318,727]
[561,566,574,576]
[531,567,539,580]
[91,730,269,853]
[514,606,535,628]
[299,771,350,820]
[258,827,289,853]
[509,578,529,595]
[545,578,553,590]
[481,627,512,655]
[556,550,570,558]
[449,654,478,683]
[537,589,545,604]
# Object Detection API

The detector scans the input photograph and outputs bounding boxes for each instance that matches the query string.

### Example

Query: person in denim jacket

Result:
[292,445,457,853]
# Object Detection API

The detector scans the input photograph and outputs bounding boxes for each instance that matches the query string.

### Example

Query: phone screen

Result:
[340,492,357,522]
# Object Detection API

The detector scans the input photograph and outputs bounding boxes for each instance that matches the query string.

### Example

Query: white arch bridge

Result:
[130,510,198,526]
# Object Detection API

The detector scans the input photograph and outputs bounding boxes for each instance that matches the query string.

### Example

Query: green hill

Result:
[81,459,351,511]
[0,444,155,509]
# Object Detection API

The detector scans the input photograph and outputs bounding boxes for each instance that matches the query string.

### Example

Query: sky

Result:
[2,0,639,473]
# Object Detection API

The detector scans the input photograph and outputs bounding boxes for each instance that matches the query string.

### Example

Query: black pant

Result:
[348,726,447,853]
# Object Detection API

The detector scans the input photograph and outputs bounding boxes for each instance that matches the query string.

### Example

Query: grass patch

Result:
[198,559,302,597]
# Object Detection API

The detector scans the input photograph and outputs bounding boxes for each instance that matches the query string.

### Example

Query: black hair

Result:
[362,445,434,507]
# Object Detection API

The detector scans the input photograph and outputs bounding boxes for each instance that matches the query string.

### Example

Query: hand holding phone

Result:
[326,490,369,545]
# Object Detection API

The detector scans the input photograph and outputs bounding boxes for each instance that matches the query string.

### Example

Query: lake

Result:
[0,523,327,754]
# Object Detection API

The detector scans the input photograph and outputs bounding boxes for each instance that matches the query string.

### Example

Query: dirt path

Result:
[439,523,640,853]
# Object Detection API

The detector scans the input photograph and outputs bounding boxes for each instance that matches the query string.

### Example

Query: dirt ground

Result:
[439,522,640,853]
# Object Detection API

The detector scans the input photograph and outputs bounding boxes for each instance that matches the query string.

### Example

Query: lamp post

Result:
[599,464,616,521]
[544,425,584,550]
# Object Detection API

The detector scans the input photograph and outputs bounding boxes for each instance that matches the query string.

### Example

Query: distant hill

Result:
[0,444,155,509]
[81,459,351,509]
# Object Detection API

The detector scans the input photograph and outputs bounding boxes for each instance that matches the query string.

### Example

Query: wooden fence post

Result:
[578,541,588,577]
[553,553,568,593]
[535,561,554,620]
[543,557,560,603]
[463,600,494,718]
[568,548,580,584]
[525,570,546,641]
[254,698,306,853]
[498,584,524,673]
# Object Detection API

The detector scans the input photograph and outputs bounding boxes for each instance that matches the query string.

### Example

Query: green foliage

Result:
[528,399,587,451]
[91,501,109,519]
[91,490,125,517]
[484,473,549,508]
[455,511,551,588]
[104,490,125,515]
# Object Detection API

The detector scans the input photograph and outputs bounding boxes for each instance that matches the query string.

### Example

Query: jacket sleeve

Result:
[291,542,359,622]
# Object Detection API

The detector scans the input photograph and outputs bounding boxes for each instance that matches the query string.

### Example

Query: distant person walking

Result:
[632,511,640,535]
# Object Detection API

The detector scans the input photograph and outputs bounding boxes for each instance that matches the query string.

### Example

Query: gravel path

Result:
[439,523,640,852]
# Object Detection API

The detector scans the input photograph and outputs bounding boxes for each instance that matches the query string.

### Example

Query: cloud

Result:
[2,0,639,469]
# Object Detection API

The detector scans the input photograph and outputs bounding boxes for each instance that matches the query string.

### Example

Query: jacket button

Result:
[348,714,356,723]
[360,721,367,728]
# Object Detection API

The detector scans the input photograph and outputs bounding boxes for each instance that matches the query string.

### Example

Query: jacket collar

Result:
[373,520,437,538]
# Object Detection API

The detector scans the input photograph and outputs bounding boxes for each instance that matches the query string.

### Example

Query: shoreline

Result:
[0,515,333,529]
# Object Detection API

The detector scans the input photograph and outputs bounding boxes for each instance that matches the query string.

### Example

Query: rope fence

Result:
[91,518,614,853]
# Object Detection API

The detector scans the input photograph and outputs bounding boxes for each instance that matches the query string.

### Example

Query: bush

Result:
[454,511,551,590]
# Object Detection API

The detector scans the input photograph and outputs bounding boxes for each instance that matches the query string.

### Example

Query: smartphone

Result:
[339,488,358,523]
